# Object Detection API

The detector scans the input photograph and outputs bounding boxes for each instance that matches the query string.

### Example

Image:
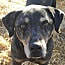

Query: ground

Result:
[0,0,65,65]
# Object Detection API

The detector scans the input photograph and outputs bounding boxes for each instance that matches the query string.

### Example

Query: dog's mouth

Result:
[29,54,47,60]
[27,57,47,64]
[30,56,42,59]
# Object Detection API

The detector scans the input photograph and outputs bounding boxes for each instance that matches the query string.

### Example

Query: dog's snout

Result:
[29,44,42,58]
[30,44,41,51]
[29,35,42,51]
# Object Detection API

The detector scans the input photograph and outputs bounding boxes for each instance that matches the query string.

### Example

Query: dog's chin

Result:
[27,57,47,64]
[29,56,46,60]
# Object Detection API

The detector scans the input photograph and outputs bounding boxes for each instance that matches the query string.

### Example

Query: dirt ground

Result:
[0,0,65,65]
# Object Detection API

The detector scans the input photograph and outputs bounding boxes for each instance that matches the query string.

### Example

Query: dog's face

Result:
[15,6,54,59]
[2,5,64,62]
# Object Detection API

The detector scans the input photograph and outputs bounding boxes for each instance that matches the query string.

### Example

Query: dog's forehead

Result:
[16,5,54,27]
[22,6,47,23]
[23,10,46,23]
[22,5,53,23]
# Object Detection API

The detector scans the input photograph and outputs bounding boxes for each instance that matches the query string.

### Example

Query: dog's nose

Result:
[29,44,42,57]
[29,44,41,51]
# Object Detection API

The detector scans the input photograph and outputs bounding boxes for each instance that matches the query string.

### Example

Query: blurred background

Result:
[0,0,65,65]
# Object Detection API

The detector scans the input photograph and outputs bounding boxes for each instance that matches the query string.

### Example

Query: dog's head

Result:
[2,5,65,63]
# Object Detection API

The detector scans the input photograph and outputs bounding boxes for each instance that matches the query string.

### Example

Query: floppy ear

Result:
[53,9,64,33]
[2,11,22,37]
[46,7,64,33]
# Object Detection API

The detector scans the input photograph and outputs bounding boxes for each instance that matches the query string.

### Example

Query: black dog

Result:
[26,0,56,7]
[2,5,64,65]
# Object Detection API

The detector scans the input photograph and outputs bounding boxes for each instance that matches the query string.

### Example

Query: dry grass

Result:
[0,36,12,65]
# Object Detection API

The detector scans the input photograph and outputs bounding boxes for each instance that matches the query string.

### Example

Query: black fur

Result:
[2,11,22,37]
[26,0,56,7]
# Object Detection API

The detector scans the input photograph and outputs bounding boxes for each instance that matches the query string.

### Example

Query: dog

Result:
[2,5,65,65]
[26,0,56,7]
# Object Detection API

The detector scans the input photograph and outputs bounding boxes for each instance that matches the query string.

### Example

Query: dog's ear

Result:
[46,7,65,33]
[53,9,64,33]
[2,11,22,37]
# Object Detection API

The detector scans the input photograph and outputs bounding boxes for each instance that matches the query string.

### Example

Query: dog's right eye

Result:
[41,20,48,25]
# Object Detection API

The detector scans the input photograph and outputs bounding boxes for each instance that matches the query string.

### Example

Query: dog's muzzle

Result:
[27,35,47,59]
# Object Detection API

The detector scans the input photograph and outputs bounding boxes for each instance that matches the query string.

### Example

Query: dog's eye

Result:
[41,20,48,25]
